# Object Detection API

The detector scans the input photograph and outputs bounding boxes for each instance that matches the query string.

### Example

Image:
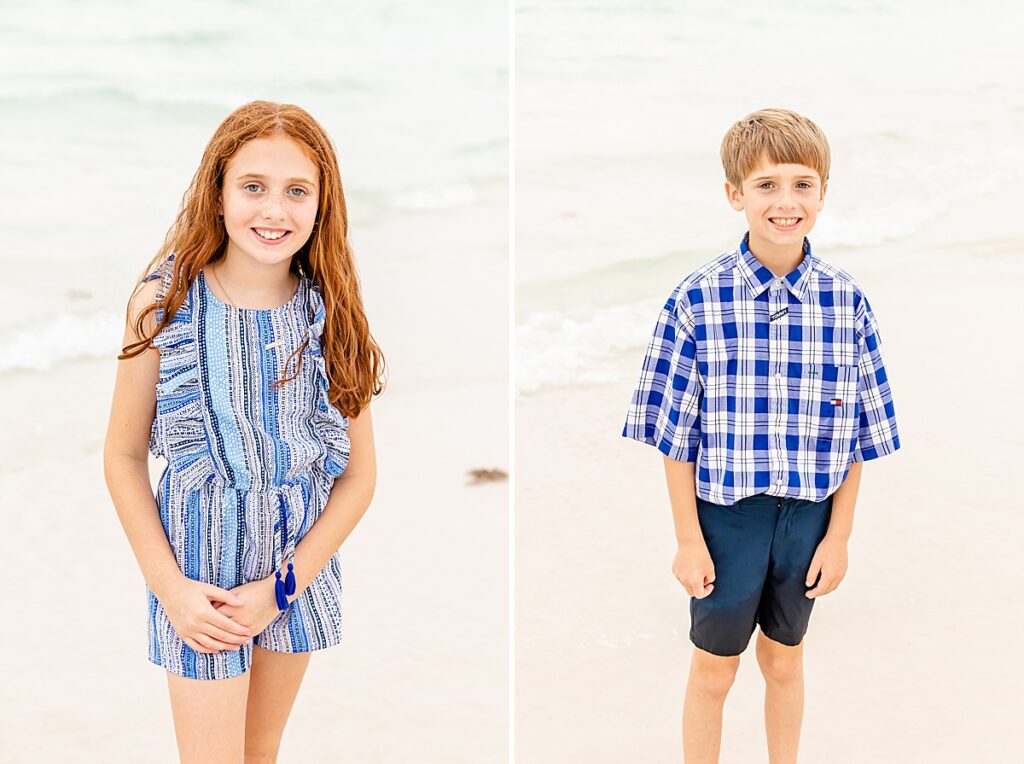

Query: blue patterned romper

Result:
[146,255,350,680]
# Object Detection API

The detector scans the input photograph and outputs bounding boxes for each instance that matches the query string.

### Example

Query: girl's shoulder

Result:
[143,253,178,296]
[140,254,197,348]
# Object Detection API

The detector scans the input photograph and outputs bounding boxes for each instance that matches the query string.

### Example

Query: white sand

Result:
[0,358,507,763]
[516,224,1024,761]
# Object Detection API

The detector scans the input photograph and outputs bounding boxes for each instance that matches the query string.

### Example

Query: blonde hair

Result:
[720,108,830,189]
[120,100,385,418]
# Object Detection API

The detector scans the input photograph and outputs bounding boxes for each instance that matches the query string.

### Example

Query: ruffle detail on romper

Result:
[306,285,351,480]
[147,254,216,492]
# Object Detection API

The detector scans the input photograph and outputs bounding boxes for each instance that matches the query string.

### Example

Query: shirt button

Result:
[775,372,782,380]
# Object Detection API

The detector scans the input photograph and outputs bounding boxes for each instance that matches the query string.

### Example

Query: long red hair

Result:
[120,100,385,417]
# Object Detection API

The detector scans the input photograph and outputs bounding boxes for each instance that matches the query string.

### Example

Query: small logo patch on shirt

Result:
[770,308,789,322]
[830,398,843,406]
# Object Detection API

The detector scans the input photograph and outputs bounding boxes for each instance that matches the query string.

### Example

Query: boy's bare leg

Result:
[683,647,740,764]
[756,630,804,764]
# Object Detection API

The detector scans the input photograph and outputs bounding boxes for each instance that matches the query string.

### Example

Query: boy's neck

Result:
[746,231,806,278]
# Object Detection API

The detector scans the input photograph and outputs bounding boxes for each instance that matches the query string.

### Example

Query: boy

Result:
[622,108,900,763]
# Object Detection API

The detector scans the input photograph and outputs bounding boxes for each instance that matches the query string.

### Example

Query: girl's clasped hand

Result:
[158,578,252,655]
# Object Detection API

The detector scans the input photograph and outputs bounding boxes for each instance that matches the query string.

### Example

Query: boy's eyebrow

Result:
[750,174,819,182]
[235,172,318,186]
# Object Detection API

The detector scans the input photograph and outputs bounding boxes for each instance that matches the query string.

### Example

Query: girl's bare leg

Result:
[756,630,804,764]
[242,645,312,763]
[683,647,740,763]
[166,670,251,764]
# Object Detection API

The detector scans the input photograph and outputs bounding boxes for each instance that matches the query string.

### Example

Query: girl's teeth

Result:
[256,229,286,240]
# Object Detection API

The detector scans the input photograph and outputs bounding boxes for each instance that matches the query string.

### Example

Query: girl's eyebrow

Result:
[236,172,317,186]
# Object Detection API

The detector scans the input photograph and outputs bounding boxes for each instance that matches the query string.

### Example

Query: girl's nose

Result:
[262,192,287,219]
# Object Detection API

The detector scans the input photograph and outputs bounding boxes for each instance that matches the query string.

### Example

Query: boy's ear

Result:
[817,180,828,211]
[724,180,744,211]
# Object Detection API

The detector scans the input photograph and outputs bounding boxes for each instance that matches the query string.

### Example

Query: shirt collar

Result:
[736,232,815,300]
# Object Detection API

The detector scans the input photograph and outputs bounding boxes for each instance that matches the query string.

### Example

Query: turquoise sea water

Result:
[0,0,508,382]
[516,0,1024,392]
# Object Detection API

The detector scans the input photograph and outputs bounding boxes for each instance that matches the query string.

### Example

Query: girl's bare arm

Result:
[103,280,249,652]
[103,279,184,597]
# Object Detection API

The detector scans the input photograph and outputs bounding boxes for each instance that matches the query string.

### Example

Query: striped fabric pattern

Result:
[145,255,350,680]
[623,234,900,506]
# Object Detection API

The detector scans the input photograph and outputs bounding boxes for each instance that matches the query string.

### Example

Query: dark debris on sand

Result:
[466,468,508,485]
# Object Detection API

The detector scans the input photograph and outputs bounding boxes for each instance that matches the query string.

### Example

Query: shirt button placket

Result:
[768,280,787,494]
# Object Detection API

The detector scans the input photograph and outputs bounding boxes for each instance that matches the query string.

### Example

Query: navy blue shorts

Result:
[689,493,833,657]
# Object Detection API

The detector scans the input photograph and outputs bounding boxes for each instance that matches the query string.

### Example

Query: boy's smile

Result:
[725,157,827,270]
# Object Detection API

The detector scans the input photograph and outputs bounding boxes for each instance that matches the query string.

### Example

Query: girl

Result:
[103,101,384,763]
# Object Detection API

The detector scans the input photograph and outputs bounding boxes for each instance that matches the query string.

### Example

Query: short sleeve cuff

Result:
[852,434,901,463]
[622,423,699,462]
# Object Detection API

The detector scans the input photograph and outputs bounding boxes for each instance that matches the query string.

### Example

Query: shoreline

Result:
[515,228,1024,762]
[0,357,508,763]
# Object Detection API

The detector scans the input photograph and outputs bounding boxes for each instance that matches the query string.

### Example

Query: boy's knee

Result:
[756,641,803,685]
[690,651,740,699]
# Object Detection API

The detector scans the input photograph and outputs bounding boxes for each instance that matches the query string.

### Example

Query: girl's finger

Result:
[202,583,245,607]
[184,637,214,655]
[194,634,238,653]
[203,622,251,645]
[208,610,251,637]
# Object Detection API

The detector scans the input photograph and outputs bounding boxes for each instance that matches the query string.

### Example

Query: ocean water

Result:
[516,0,1024,393]
[0,0,508,383]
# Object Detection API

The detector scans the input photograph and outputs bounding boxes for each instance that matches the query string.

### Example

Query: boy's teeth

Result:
[771,218,799,226]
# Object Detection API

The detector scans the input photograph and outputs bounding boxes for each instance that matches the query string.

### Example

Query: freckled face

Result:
[725,157,827,250]
[219,135,320,266]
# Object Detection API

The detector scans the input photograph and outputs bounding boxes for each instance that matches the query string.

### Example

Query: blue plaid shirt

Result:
[623,234,900,505]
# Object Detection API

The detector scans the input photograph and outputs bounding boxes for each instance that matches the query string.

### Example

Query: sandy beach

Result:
[516,216,1024,762]
[0,357,508,763]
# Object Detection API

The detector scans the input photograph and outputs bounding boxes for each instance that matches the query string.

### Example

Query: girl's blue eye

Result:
[244,183,261,193]
[289,187,308,197]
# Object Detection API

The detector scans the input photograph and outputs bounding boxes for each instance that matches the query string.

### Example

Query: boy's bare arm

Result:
[805,461,863,598]
[663,456,715,599]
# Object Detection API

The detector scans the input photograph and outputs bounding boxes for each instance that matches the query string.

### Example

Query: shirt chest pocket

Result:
[807,363,859,442]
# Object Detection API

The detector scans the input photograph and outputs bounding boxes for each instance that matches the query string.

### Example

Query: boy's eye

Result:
[758,182,774,190]
[797,182,812,189]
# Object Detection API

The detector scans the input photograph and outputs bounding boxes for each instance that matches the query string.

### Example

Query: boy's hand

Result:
[805,534,849,598]
[673,539,716,599]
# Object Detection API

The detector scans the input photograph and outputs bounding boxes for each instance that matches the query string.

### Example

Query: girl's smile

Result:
[251,227,293,245]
